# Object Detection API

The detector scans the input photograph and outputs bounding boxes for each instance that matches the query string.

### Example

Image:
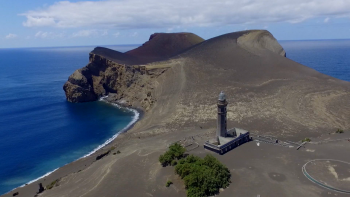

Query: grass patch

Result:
[46,179,59,190]
[336,129,344,134]
[166,180,173,187]
[302,138,311,142]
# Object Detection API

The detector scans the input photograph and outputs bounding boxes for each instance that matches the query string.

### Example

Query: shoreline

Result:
[3,96,143,196]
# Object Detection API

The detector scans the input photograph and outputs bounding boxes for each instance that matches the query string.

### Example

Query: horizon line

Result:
[1,38,350,50]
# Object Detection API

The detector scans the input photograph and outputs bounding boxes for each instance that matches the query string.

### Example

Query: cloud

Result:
[324,17,330,23]
[130,32,138,37]
[35,31,64,39]
[21,0,350,29]
[113,32,120,37]
[71,29,108,37]
[5,33,17,39]
[101,30,108,36]
[23,16,56,27]
[166,28,174,33]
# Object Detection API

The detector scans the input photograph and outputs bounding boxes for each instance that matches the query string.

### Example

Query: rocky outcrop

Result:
[63,68,97,103]
[63,32,205,106]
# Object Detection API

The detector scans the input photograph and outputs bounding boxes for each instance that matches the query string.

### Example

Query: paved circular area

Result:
[302,159,350,194]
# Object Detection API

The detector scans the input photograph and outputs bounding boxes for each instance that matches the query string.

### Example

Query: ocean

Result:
[280,39,350,82]
[0,45,139,195]
[0,40,349,195]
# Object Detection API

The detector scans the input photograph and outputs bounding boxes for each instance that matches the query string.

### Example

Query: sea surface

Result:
[0,45,139,195]
[0,40,349,195]
[280,39,350,82]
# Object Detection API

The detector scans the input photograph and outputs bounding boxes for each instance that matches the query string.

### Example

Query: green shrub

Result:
[169,143,186,159]
[171,160,177,166]
[117,150,121,154]
[159,143,186,166]
[46,179,59,190]
[175,154,230,197]
[166,180,173,187]
[336,129,344,134]
[302,138,311,142]
[159,144,231,196]
[159,152,174,166]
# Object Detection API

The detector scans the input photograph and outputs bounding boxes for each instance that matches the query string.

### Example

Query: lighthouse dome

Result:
[218,91,226,101]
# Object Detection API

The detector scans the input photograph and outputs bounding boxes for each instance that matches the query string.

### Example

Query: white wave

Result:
[98,95,109,101]
[13,95,139,192]
[82,96,140,158]
[13,167,59,191]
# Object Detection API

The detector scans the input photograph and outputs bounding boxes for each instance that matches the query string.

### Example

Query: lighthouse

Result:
[217,91,228,143]
[204,91,250,154]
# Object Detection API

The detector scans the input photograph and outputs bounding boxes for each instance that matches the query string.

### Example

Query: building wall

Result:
[204,133,250,155]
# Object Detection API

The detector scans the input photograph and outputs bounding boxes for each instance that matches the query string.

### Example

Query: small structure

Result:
[204,91,250,154]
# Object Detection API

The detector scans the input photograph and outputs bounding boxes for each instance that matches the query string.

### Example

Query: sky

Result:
[1,0,350,48]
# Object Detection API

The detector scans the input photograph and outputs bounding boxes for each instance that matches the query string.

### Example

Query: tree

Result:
[159,144,231,196]
[175,154,231,197]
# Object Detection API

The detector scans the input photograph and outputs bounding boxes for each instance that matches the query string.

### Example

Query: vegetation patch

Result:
[175,155,231,197]
[46,179,59,190]
[159,143,231,197]
[302,138,311,142]
[171,160,177,166]
[335,129,344,134]
[159,143,186,166]
[96,150,110,160]
[166,180,173,187]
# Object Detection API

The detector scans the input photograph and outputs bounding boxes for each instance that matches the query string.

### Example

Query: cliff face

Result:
[63,53,162,110]
[63,32,204,105]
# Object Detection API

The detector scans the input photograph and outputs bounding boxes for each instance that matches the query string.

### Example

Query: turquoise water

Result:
[0,45,139,195]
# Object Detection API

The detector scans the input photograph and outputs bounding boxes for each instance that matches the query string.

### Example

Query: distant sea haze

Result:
[0,40,349,195]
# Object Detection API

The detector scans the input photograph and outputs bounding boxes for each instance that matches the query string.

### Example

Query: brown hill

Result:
[90,32,204,65]
[64,30,350,138]
[126,32,205,62]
